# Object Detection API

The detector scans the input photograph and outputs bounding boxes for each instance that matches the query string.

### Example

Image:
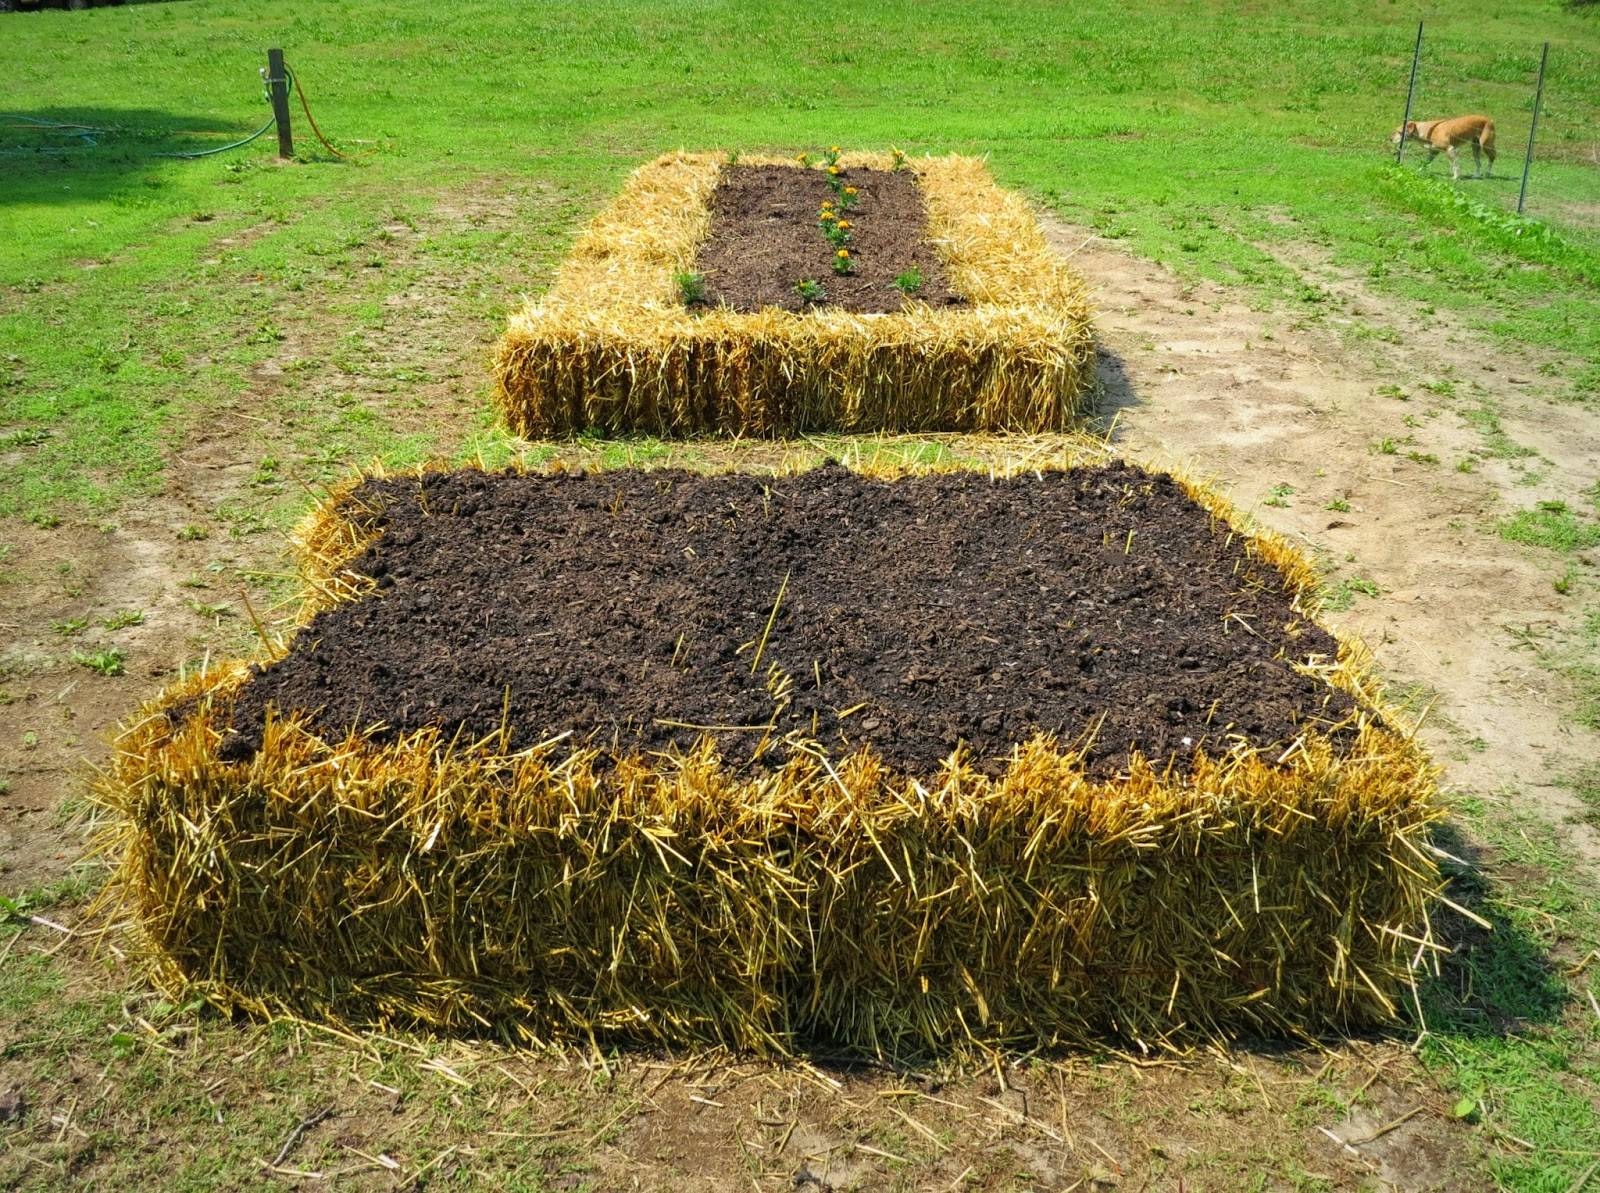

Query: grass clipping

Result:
[95,451,1443,1058]
[492,152,1096,436]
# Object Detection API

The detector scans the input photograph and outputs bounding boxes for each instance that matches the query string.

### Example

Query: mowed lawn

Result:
[3,2,1600,1190]
[3,0,1599,517]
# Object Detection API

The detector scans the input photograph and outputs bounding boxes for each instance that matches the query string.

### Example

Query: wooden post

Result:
[267,48,293,160]
[1517,42,1549,215]
[1396,20,1423,165]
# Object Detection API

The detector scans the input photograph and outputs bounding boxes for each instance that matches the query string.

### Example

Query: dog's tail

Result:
[1481,118,1497,156]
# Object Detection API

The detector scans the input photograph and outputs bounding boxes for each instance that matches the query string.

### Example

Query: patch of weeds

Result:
[1456,458,1476,474]
[1375,384,1407,400]
[251,457,281,487]
[1321,575,1381,612]
[26,511,60,529]
[1407,451,1439,465]
[1461,405,1536,460]
[794,278,826,304]
[1325,497,1351,513]
[176,525,208,542]
[1420,378,1457,397]
[99,609,145,630]
[49,617,87,636]
[1373,437,1399,455]
[892,267,924,295]
[1554,563,1579,596]
[1498,501,1600,554]
[184,599,233,620]
[0,427,50,449]
[1562,763,1600,830]
[69,646,125,676]
[1264,482,1294,508]
[674,270,706,305]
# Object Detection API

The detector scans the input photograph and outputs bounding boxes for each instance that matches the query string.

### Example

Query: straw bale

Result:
[491,153,1096,436]
[92,453,1443,1057]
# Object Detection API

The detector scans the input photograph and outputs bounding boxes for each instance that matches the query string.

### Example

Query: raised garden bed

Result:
[99,458,1441,1057]
[492,151,1096,436]
[695,163,964,313]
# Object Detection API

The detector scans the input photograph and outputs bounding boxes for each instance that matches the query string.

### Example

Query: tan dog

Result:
[1392,115,1497,180]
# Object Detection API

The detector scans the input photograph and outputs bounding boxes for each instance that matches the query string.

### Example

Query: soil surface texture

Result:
[694,164,965,314]
[214,462,1356,775]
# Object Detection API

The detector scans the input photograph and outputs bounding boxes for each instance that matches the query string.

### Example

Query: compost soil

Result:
[694,164,965,314]
[212,463,1359,776]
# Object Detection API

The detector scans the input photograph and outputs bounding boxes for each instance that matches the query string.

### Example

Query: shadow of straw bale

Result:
[1413,822,1568,1038]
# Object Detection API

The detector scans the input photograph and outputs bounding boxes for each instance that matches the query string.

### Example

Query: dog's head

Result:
[1390,121,1420,146]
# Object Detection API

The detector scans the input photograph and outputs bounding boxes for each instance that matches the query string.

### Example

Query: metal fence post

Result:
[1517,41,1549,215]
[1396,20,1423,165]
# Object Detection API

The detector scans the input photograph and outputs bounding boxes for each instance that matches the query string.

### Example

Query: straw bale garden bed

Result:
[97,456,1442,1058]
[492,151,1096,436]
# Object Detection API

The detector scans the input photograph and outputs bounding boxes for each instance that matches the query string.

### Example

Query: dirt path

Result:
[1044,216,1600,869]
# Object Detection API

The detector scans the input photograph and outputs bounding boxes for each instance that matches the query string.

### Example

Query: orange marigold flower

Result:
[837,220,851,228]
[843,186,858,195]
[836,249,849,258]
[827,165,840,175]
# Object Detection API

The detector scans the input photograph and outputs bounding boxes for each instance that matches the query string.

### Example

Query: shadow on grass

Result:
[0,106,275,206]
[1414,821,1569,1039]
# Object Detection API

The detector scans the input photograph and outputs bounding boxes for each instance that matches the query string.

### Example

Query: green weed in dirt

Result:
[1499,501,1600,553]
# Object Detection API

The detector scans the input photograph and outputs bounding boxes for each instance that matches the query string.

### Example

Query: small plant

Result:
[1325,497,1352,513]
[794,152,812,168]
[832,248,853,276]
[795,278,826,303]
[71,647,125,677]
[893,267,924,295]
[50,617,88,636]
[0,428,49,449]
[100,609,145,630]
[825,164,844,195]
[890,147,907,172]
[1264,482,1294,508]
[838,184,860,211]
[821,145,842,167]
[186,598,233,620]
[674,271,706,305]
[725,149,740,165]
[1374,437,1399,455]
[1554,562,1578,595]
[177,524,209,542]
[27,511,60,529]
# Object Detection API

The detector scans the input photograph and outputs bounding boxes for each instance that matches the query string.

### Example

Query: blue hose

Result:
[152,114,277,160]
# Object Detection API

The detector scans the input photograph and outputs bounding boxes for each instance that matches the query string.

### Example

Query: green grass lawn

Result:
[3,0,1599,518]
[4,2,1600,1189]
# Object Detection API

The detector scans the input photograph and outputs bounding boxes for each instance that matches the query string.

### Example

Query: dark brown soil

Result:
[694,165,965,314]
[211,463,1359,776]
